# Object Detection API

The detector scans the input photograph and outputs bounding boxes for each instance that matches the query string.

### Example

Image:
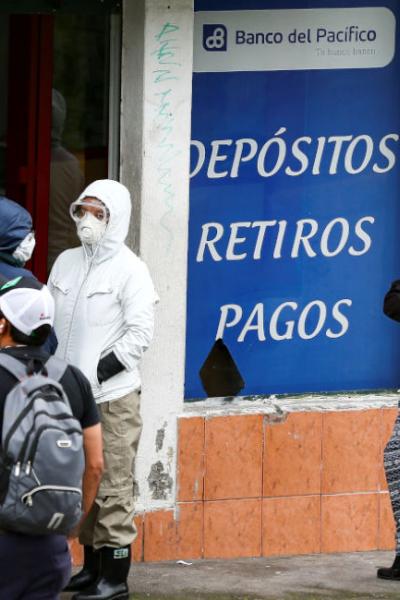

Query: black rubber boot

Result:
[72,546,131,600]
[377,554,400,579]
[64,545,100,592]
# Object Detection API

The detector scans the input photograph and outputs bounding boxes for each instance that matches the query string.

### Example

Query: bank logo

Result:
[203,24,227,52]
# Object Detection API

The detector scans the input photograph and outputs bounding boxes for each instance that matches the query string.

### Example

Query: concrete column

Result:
[121,0,194,510]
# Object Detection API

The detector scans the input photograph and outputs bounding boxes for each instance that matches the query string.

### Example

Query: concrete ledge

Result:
[182,392,399,418]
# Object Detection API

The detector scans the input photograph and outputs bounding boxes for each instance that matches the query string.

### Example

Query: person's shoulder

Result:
[51,247,82,272]
[118,246,150,272]
[119,245,139,261]
[64,362,90,388]
[57,247,82,262]
[0,262,35,281]
[119,249,155,290]
[117,249,158,299]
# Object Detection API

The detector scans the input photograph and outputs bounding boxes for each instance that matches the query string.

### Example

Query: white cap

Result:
[0,280,54,336]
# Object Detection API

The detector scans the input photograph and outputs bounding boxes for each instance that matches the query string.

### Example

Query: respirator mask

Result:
[70,199,109,246]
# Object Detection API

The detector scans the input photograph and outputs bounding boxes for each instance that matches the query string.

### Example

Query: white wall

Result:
[121,0,194,511]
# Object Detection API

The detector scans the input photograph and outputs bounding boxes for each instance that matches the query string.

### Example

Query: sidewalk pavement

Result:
[61,550,400,600]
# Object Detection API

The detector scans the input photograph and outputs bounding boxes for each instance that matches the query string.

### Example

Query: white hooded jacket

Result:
[48,180,158,403]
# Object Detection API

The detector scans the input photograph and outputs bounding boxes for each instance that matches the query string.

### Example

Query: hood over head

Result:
[75,179,131,262]
[0,197,33,253]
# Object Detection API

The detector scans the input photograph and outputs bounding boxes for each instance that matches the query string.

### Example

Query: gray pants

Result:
[384,413,400,554]
[79,391,142,550]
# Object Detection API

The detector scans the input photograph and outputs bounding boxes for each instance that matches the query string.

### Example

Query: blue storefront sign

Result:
[185,0,400,399]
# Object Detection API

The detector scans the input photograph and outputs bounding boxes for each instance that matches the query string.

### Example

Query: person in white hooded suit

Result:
[48,179,158,600]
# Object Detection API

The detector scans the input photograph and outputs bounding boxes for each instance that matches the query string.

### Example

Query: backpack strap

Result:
[0,353,68,383]
[0,353,29,381]
[45,356,68,383]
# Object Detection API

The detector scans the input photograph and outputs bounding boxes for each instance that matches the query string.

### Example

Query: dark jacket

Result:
[383,280,400,322]
[0,197,57,353]
[0,255,36,281]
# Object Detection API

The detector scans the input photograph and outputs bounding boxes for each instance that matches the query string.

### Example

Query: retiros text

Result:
[196,217,374,262]
[201,217,369,341]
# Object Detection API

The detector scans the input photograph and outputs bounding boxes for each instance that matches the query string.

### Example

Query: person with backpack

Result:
[0,276,103,599]
[48,179,158,600]
[0,195,57,354]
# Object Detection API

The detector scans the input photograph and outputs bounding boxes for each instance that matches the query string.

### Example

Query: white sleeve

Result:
[113,263,158,371]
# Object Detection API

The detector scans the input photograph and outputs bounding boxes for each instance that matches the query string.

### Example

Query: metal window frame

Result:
[108,12,121,181]
[0,1,121,14]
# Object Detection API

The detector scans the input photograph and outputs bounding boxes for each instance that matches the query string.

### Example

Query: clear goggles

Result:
[69,199,109,223]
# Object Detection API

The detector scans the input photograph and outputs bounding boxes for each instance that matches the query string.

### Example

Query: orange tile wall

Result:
[71,407,397,565]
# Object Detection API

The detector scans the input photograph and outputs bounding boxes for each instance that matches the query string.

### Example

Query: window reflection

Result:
[48,14,110,271]
[48,89,84,270]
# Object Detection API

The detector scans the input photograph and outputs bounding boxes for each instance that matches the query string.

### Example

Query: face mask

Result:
[12,232,36,265]
[77,212,107,246]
